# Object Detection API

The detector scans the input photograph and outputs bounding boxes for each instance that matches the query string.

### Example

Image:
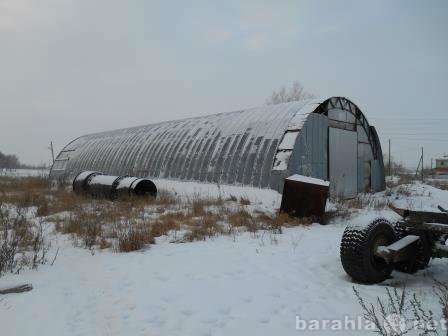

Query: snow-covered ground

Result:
[152,178,282,211]
[0,168,49,178]
[1,180,447,336]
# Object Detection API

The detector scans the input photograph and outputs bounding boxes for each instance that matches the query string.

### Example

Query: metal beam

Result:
[375,235,420,263]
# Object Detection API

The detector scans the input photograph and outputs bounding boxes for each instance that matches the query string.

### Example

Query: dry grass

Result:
[53,193,186,250]
[117,221,154,252]
[0,176,49,193]
[191,199,206,217]
[0,203,49,276]
[0,176,91,216]
[239,196,250,205]
[0,176,49,209]
[183,212,223,242]
[153,190,178,205]
[227,208,257,232]
[187,195,225,217]
[255,211,314,232]
[343,194,389,210]
[4,172,446,256]
[99,237,112,249]
[59,208,104,249]
[225,195,237,202]
[150,212,183,237]
[0,175,318,253]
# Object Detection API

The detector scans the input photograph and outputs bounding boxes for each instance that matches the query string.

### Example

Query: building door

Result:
[329,127,358,198]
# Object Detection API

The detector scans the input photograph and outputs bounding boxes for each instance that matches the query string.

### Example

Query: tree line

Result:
[0,151,46,169]
[0,151,20,169]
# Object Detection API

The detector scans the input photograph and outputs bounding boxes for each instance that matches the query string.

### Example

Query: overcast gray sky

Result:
[1,0,447,168]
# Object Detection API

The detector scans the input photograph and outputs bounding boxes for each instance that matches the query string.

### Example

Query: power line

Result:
[369,117,448,120]
[379,133,447,136]
[382,138,448,142]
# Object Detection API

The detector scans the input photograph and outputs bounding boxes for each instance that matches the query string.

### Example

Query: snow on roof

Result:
[272,151,292,171]
[277,132,298,151]
[54,100,317,189]
[90,175,118,185]
[286,174,330,187]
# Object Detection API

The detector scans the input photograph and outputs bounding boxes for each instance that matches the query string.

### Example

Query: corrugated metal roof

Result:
[50,99,323,188]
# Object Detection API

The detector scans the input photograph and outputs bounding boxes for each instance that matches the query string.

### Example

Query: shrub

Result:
[59,208,103,249]
[183,212,223,241]
[117,222,154,252]
[226,195,237,202]
[191,199,206,217]
[150,213,181,237]
[239,196,251,205]
[0,204,49,276]
[227,208,257,232]
[36,199,50,217]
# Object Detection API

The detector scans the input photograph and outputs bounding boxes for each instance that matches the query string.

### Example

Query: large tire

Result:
[340,218,397,284]
[393,221,431,273]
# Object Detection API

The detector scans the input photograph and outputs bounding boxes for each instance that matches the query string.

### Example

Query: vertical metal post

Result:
[49,141,55,164]
[388,139,391,177]
[421,146,424,182]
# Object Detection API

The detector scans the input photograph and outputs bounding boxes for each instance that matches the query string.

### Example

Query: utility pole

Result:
[388,139,391,177]
[421,146,424,182]
[49,141,55,165]
[415,147,424,181]
[430,158,434,179]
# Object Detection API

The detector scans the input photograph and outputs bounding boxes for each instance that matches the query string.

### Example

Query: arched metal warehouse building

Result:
[50,97,385,198]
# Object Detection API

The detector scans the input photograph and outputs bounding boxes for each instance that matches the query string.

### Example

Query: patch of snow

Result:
[286,174,330,187]
[286,98,325,131]
[385,175,400,183]
[388,182,448,211]
[0,169,49,177]
[0,181,447,335]
[277,132,298,150]
[272,151,291,171]
[153,178,282,210]
[90,175,119,185]
[1,215,446,336]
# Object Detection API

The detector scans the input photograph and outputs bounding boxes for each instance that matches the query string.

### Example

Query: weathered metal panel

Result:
[52,101,312,190]
[371,159,384,192]
[289,113,328,181]
[329,127,358,198]
[50,96,385,195]
[369,126,386,191]
[357,142,373,193]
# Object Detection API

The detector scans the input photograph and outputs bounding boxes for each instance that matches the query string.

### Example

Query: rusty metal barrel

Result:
[72,171,157,199]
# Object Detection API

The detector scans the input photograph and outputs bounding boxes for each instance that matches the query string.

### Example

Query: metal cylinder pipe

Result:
[72,171,157,199]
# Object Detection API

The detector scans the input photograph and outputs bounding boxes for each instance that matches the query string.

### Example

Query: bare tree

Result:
[266,81,315,105]
[383,154,409,176]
